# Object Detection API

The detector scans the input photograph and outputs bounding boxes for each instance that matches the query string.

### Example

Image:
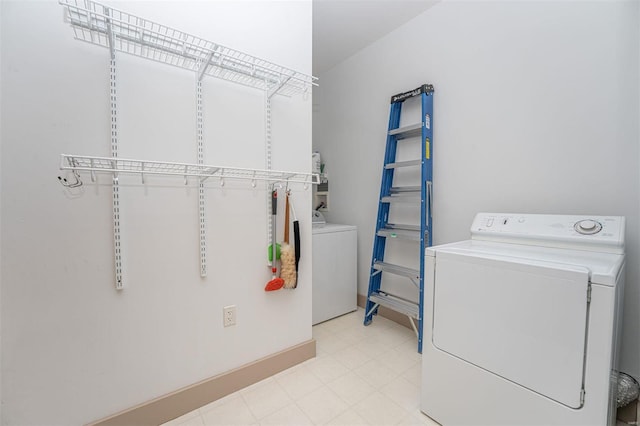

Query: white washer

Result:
[312,224,358,325]
[421,213,625,426]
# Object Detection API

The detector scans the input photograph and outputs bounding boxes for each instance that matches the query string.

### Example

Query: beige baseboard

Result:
[89,339,316,426]
[357,293,413,330]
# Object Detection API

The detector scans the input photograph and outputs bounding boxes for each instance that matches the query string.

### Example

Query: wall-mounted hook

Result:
[59,157,83,187]
[90,159,96,182]
[184,165,189,185]
[58,170,83,188]
[110,160,118,181]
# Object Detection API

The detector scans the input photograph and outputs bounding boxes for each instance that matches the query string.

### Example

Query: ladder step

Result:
[386,223,420,232]
[388,123,422,140]
[373,261,419,280]
[391,186,421,193]
[381,195,420,203]
[369,292,419,318]
[377,228,421,241]
[385,160,421,169]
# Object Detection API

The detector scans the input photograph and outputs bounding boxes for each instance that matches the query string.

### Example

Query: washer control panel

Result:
[471,213,625,253]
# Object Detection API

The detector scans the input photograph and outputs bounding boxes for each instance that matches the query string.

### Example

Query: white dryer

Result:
[421,213,625,426]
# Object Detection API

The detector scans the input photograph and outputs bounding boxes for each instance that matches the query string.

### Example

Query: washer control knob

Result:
[574,219,602,235]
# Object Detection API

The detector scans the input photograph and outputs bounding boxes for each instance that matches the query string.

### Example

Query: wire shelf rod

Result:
[60,154,320,186]
[59,0,317,97]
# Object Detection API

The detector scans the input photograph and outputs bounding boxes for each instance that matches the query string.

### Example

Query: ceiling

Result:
[312,0,440,75]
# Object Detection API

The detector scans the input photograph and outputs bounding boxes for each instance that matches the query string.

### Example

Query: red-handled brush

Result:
[265,189,284,291]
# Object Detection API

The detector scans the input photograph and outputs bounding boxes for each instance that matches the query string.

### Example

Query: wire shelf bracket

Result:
[109,48,123,290]
[59,0,317,97]
[265,95,273,251]
[196,61,207,278]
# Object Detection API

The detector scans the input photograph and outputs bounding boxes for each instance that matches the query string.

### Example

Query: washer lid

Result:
[426,239,624,286]
[312,223,357,234]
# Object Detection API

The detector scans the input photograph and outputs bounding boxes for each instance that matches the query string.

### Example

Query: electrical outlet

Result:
[223,305,236,327]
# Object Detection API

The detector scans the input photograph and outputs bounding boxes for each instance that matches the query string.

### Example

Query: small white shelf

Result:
[59,0,317,97]
[61,154,320,186]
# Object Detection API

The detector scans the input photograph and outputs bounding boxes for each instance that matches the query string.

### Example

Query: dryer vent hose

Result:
[617,372,640,408]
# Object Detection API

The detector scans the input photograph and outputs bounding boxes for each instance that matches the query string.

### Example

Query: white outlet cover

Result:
[223,305,236,327]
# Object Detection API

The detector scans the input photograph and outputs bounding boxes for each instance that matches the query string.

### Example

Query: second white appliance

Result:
[421,213,625,426]
[312,224,357,325]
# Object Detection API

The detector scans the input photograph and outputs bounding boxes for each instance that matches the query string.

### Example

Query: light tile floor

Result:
[163,308,438,426]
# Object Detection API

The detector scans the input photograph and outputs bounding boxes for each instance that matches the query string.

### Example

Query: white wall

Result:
[1,1,312,424]
[314,0,640,379]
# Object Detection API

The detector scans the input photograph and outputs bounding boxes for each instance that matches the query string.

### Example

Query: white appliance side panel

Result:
[312,228,357,325]
[432,251,590,408]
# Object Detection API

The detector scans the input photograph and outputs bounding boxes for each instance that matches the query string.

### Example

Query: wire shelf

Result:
[61,154,320,186]
[59,0,317,97]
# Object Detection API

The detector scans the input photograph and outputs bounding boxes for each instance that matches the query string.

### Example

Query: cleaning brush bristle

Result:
[280,243,297,289]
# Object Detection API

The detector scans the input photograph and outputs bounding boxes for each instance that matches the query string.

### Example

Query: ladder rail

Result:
[418,86,434,353]
[364,100,402,325]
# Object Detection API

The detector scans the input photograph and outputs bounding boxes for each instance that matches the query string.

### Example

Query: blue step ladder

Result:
[364,84,434,353]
